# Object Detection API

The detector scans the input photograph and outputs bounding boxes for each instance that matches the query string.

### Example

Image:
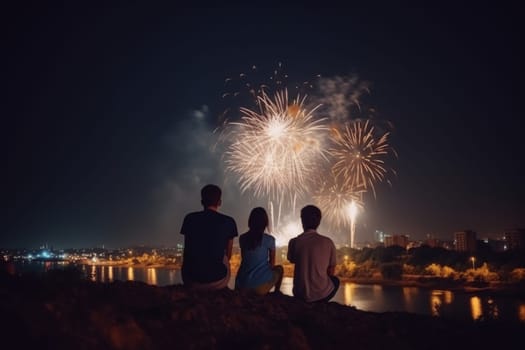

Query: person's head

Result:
[243,207,269,250]
[248,207,269,233]
[201,184,222,208]
[300,205,322,231]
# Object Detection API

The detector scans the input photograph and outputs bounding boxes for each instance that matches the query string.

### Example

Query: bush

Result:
[509,268,525,282]
[380,263,403,280]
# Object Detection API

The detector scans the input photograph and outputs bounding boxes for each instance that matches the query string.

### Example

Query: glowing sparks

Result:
[223,88,328,203]
[273,218,303,247]
[219,69,397,247]
[348,200,358,222]
[313,174,364,232]
[348,200,359,249]
[330,119,394,197]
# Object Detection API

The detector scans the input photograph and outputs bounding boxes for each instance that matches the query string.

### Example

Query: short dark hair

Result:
[300,205,322,230]
[201,184,222,207]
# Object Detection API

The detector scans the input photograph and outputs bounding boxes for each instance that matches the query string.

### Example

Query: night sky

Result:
[4,3,522,249]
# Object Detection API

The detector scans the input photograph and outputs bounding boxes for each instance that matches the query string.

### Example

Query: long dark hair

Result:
[242,207,269,250]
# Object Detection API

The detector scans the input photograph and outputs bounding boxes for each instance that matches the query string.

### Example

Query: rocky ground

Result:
[0,269,523,350]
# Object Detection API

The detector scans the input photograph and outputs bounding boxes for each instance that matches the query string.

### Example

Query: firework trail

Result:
[222,88,329,220]
[312,172,364,232]
[330,119,395,197]
[218,68,396,247]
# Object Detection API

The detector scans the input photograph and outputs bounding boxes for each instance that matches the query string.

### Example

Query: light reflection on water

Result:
[127,267,134,281]
[430,290,454,316]
[519,304,525,321]
[14,262,525,323]
[470,296,483,320]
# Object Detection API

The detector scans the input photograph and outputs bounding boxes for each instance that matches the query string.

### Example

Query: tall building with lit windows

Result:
[454,230,477,252]
[503,229,525,251]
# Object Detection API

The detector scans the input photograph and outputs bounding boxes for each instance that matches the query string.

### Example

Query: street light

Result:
[470,256,476,270]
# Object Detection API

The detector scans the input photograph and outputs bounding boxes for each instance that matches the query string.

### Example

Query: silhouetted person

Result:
[287,205,339,302]
[235,207,283,295]
[180,184,238,290]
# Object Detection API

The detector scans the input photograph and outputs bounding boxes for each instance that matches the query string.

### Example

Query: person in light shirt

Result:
[287,205,339,302]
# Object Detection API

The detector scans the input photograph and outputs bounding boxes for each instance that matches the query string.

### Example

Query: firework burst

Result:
[217,67,397,247]
[222,88,329,205]
[330,119,395,197]
[312,172,364,232]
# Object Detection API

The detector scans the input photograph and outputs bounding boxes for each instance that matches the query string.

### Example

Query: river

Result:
[15,261,525,323]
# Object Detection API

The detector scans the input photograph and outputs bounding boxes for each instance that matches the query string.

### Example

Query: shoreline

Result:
[80,261,525,297]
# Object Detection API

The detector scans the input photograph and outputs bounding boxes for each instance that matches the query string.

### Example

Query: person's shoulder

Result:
[183,211,202,220]
[218,212,237,223]
[317,232,335,243]
[290,231,307,241]
[239,231,248,244]
[263,233,275,242]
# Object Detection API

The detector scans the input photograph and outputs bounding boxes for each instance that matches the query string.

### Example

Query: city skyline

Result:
[4,4,522,249]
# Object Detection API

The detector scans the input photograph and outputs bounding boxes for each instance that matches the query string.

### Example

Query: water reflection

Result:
[519,303,525,322]
[167,269,178,285]
[147,268,157,285]
[127,267,134,281]
[470,296,482,320]
[430,290,454,317]
[280,276,293,296]
[344,283,355,305]
[402,287,417,304]
[90,265,96,282]
[486,296,499,320]
[431,291,442,316]
[18,262,523,323]
[87,265,182,286]
[444,290,453,304]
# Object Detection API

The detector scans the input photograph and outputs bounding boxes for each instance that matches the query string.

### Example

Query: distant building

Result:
[454,230,477,252]
[406,241,422,250]
[425,237,440,248]
[440,240,455,250]
[484,238,506,253]
[374,230,386,243]
[384,234,409,249]
[503,229,525,251]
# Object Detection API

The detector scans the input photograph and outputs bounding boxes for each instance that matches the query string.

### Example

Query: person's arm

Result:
[327,241,336,276]
[269,248,276,267]
[287,239,295,263]
[226,218,238,261]
[225,238,234,260]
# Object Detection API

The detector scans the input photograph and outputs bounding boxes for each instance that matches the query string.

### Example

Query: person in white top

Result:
[287,205,340,302]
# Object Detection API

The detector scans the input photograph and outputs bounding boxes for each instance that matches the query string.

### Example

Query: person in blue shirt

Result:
[235,207,283,295]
